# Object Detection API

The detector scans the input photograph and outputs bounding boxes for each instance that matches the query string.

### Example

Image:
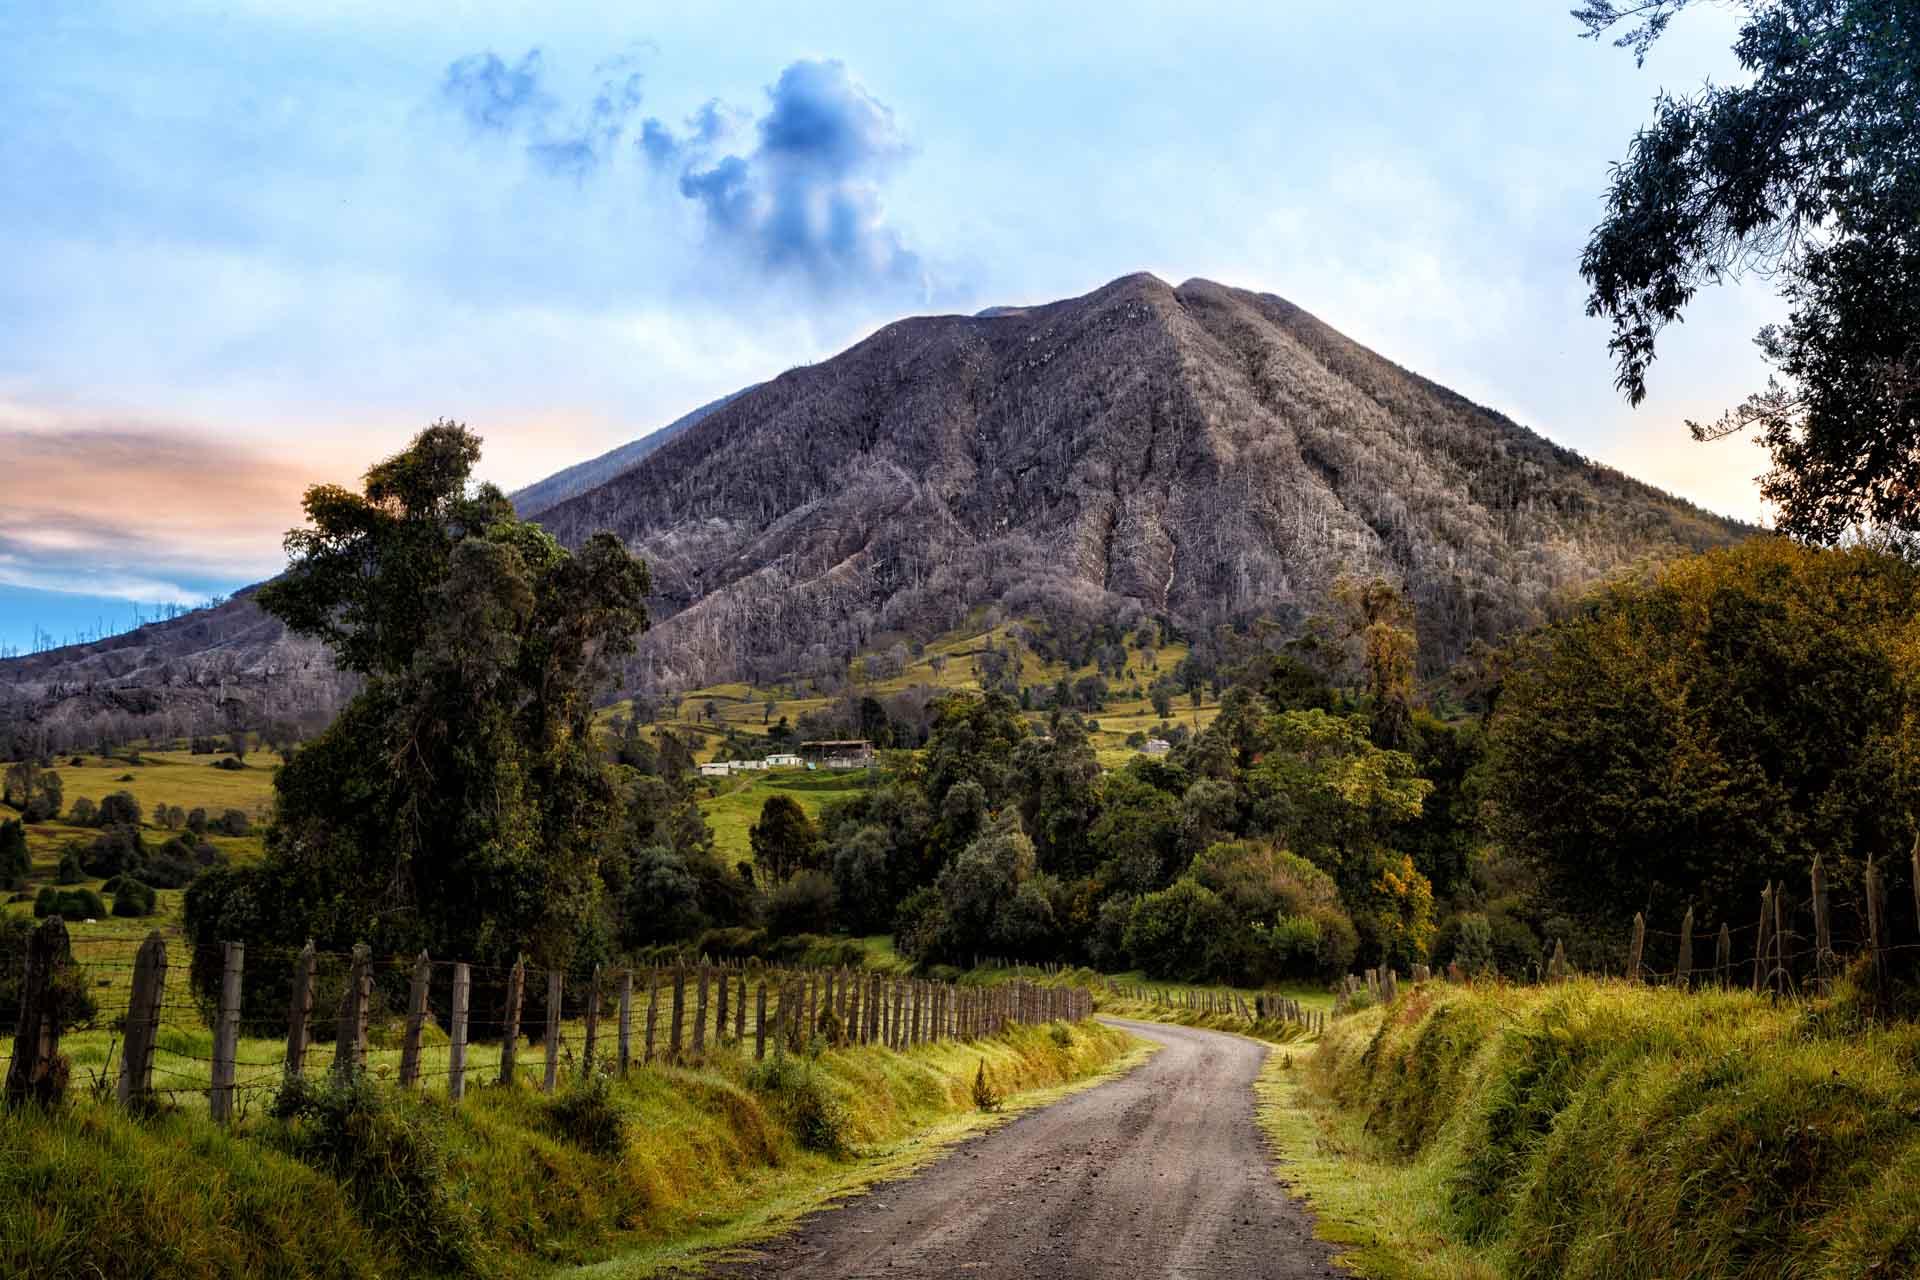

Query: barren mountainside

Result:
[2,272,1748,739]
[537,272,1747,686]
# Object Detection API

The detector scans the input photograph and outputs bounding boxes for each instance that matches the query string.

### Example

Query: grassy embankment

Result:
[1260,977,1920,1280]
[3,1015,1137,1280]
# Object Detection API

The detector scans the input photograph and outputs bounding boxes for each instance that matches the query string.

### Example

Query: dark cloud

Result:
[644,60,925,294]
[442,48,644,179]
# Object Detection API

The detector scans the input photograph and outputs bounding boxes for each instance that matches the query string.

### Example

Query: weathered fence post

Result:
[543,969,562,1094]
[583,964,602,1076]
[209,940,244,1122]
[1812,855,1833,982]
[1676,907,1694,988]
[669,968,686,1060]
[845,975,862,1047]
[117,930,166,1107]
[644,970,660,1064]
[284,939,316,1085]
[335,943,372,1080]
[735,973,747,1045]
[398,949,431,1089]
[448,962,471,1102]
[1773,882,1790,996]
[755,982,768,1060]
[618,970,633,1076]
[1752,885,1774,994]
[1866,856,1889,999]
[6,914,71,1106]
[694,967,709,1055]
[499,956,525,1087]
[1626,912,1645,983]
[715,966,729,1046]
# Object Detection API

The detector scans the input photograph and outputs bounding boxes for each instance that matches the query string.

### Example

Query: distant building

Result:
[698,762,731,778]
[1141,738,1171,757]
[765,752,803,768]
[733,758,770,771]
[799,739,876,770]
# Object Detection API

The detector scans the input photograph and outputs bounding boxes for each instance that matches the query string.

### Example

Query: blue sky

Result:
[0,1,1779,653]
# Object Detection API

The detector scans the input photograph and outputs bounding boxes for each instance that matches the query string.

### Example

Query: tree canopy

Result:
[1577,0,1920,541]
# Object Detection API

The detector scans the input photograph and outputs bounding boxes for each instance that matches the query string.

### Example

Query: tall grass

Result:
[1,1019,1131,1280]
[1305,976,1920,1279]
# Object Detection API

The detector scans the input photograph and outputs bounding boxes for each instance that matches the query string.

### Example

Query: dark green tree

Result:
[185,422,650,979]
[1577,0,1920,541]
[749,794,822,883]
[0,819,28,890]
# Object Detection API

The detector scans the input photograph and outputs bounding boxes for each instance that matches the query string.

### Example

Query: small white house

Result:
[766,753,802,767]
[733,758,770,771]
[698,762,730,778]
[1141,738,1171,757]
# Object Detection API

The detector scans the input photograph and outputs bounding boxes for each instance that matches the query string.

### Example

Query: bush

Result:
[0,819,27,890]
[1124,879,1230,981]
[766,870,838,937]
[219,808,251,836]
[544,1068,627,1157]
[270,1072,483,1272]
[0,915,97,1036]
[747,1047,850,1154]
[34,887,106,920]
[212,757,247,771]
[65,797,98,828]
[972,1059,1002,1112]
[112,878,156,918]
[97,791,142,828]
[55,850,86,886]
[82,825,145,879]
[185,808,208,835]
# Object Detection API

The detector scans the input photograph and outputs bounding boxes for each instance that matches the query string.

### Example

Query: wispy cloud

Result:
[441,46,646,179]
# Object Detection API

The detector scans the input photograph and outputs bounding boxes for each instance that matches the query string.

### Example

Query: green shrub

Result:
[972,1059,1002,1112]
[112,878,156,918]
[544,1067,628,1157]
[1049,1023,1074,1049]
[747,1046,850,1155]
[33,887,106,920]
[270,1072,484,1273]
[55,850,85,885]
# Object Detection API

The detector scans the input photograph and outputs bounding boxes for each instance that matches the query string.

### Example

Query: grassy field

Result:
[601,617,1221,771]
[4,1011,1136,1279]
[1273,975,1920,1279]
[696,768,880,865]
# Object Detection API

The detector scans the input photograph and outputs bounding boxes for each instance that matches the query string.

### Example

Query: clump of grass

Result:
[545,1066,628,1157]
[1303,978,1920,1279]
[270,1071,488,1276]
[1048,1022,1074,1049]
[747,1044,851,1155]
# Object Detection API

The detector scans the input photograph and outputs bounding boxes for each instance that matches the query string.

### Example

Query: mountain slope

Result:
[510,389,752,518]
[535,272,1748,686]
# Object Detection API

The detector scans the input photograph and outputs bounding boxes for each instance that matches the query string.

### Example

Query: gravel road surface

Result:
[707,1017,1343,1279]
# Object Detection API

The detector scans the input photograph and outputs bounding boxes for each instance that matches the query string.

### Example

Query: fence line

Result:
[4,924,1095,1123]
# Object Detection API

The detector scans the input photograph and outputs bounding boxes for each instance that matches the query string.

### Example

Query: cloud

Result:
[0,415,322,603]
[644,60,927,295]
[442,48,645,179]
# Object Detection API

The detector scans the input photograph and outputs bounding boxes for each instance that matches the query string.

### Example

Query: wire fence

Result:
[2,926,1094,1120]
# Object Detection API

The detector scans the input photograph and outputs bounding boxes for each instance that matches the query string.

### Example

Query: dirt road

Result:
[707,1018,1342,1279]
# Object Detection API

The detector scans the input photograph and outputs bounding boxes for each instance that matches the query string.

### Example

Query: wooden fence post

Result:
[284,940,315,1085]
[543,969,562,1094]
[735,973,747,1045]
[6,914,71,1106]
[618,970,633,1076]
[1627,912,1645,983]
[755,982,768,1060]
[499,956,525,1087]
[693,967,709,1056]
[845,975,862,1047]
[892,979,906,1049]
[209,940,244,1123]
[1676,907,1694,988]
[117,930,166,1107]
[398,950,430,1089]
[1752,885,1773,993]
[644,970,660,1065]
[1812,855,1833,982]
[583,964,602,1077]
[1773,882,1790,996]
[669,969,686,1060]
[1714,923,1731,986]
[715,966,729,1046]
[1866,855,1889,999]
[448,962,471,1102]
[335,943,371,1080]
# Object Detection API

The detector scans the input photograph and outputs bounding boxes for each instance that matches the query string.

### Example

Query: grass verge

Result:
[2,1019,1134,1280]
[1282,976,1920,1279]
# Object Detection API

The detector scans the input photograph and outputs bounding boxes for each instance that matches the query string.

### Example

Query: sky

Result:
[0,0,1783,653]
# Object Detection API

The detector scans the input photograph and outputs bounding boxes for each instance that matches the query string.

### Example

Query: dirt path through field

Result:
[706,1017,1342,1279]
